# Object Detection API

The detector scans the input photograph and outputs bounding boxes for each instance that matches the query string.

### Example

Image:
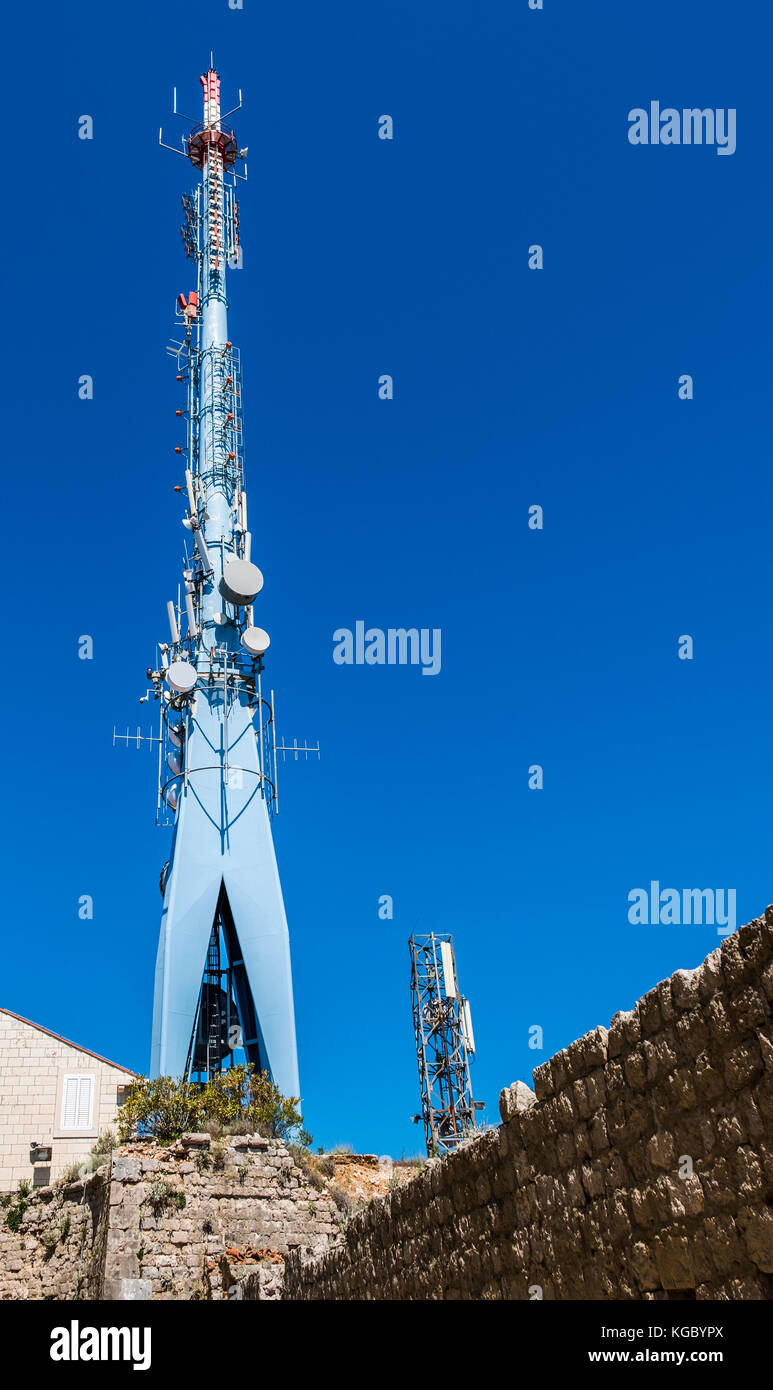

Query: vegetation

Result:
[288,1146,327,1190]
[90,1128,117,1168]
[4,1180,30,1233]
[334,1194,364,1232]
[117,1065,306,1144]
[144,1180,186,1215]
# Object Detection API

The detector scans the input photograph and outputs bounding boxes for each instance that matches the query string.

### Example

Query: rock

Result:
[117,1277,153,1300]
[112,1157,141,1182]
[757,1031,773,1072]
[499,1082,536,1123]
[646,1130,676,1171]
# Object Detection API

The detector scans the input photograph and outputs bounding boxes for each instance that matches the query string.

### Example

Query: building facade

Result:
[0,1009,135,1190]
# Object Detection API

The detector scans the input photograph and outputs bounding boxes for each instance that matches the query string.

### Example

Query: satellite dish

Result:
[219,558,264,606]
[168,722,185,748]
[165,781,180,811]
[167,751,182,777]
[166,660,198,694]
[241,626,271,657]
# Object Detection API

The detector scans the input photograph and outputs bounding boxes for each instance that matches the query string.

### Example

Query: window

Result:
[60,1074,95,1132]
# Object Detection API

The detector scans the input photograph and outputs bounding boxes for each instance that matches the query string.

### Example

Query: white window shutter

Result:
[61,1076,79,1129]
[76,1076,94,1129]
[60,1074,95,1131]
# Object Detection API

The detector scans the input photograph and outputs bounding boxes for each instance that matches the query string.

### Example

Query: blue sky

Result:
[3,0,770,1154]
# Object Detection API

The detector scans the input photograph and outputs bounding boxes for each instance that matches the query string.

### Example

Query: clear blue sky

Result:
[3,1,769,1154]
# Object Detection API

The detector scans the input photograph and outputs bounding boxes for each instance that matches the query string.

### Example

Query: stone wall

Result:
[4,913,773,1302]
[102,1133,339,1300]
[0,1134,339,1300]
[285,911,773,1300]
[0,1170,109,1300]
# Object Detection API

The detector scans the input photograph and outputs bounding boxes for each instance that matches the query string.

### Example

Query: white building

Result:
[0,1008,136,1190]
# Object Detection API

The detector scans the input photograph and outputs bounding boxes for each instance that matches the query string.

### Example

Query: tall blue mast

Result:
[147,68,300,1097]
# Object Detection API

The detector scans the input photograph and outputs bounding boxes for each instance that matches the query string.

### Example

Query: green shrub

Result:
[4,1181,30,1232]
[117,1065,305,1144]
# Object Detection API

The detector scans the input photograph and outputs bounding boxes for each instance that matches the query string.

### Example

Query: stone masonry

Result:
[0,1134,339,1300]
[3,912,773,1300]
[102,1133,339,1300]
[285,909,773,1299]
[0,1169,109,1300]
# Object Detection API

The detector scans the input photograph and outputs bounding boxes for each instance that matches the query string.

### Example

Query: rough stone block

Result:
[646,1130,676,1171]
[723,1042,763,1093]
[696,948,723,1003]
[736,1207,773,1273]
[607,1013,627,1059]
[112,1158,141,1183]
[116,1277,153,1300]
[531,1061,553,1100]
[498,1081,536,1123]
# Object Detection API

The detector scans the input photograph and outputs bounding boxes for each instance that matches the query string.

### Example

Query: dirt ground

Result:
[326,1152,423,1203]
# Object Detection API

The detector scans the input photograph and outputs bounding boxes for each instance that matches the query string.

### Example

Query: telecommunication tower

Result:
[409,934,479,1156]
[116,66,317,1095]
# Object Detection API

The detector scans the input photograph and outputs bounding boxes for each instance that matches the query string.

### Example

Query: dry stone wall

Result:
[3,913,773,1301]
[102,1133,339,1300]
[285,911,773,1300]
[0,1134,339,1300]
[0,1170,109,1300]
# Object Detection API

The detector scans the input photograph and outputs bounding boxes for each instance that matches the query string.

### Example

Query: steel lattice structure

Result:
[409,934,478,1155]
